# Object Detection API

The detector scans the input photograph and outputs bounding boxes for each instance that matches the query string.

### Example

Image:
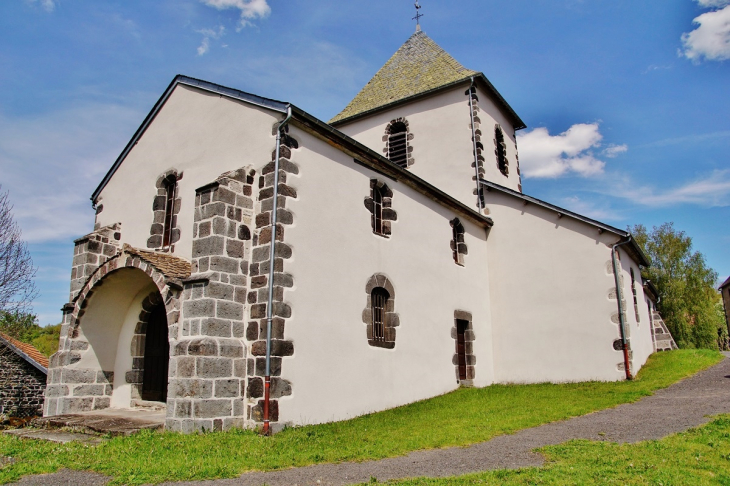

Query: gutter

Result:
[612,237,634,380]
[263,105,293,435]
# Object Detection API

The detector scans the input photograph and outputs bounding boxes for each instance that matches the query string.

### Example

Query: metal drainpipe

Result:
[612,237,634,380]
[467,77,483,215]
[263,105,292,435]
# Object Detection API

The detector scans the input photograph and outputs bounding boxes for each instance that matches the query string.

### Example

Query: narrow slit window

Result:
[450,218,467,265]
[371,287,389,342]
[456,319,468,380]
[162,175,177,248]
[372,184,383,235]
[387,122,409,169]
[631,268,640,323]
[495,125,509,177]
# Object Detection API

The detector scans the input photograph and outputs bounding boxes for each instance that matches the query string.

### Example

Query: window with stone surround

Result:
[364,180,397,237]
[363,274,398,349]
[452,310,475,383]
[495,125,509,177]
[384,118,413,169]
[450,218,467,266]
[147,170,182,252]
[631,268,640,324]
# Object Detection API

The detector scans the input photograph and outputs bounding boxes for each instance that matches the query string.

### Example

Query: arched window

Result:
[371,287,389,342]
[363,273,398,349]
[385,118,413,169]
[495,125,509,177]
[148,170,181,251]
[450,218,467,266]
[162,174,177,248]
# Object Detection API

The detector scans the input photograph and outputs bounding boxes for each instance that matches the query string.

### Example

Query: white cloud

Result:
[26,0,56,12]
[697,0,730,7]
[0,103,143,243]
[196,26,225,56]
[516,123,607,178]
[617,170,730,207]
[681,4,730,62]
[200,0,271,29]
[603,144,628,158]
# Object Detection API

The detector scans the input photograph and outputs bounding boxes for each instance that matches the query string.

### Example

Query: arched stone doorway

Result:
[44,247,188,416]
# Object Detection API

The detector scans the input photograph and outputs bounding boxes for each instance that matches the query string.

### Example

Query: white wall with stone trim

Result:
[335,83,521,208]
[481,190,654,383]
[616,250,654,374]
[277,125,494,426]
[94,84,281,259]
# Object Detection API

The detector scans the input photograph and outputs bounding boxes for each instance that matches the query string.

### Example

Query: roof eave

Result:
[479,180,650,267]
[90,75,290,204]
[291,106,493,229]
[331,73,526,131]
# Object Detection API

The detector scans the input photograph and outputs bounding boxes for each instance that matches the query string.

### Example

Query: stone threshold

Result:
[30,408,165,437]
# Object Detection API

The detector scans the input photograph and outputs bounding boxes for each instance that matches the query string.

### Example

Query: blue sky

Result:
[1,0,729,325]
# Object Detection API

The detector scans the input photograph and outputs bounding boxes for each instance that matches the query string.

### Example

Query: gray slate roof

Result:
[330,31,478,124]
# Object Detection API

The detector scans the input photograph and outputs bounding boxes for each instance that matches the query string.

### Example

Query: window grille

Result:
[371,287,389,341]
[387,122,409,169]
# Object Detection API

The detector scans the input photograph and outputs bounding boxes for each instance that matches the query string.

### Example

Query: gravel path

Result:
[15,354,730,486]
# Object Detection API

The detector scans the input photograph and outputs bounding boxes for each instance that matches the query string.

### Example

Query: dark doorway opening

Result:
[456,319,468,381]
[141,303,169,402]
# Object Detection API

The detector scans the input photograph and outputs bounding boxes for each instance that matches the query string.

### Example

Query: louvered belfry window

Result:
[387,122,409,168]
[495,125,509,177]
[371,287,389,341]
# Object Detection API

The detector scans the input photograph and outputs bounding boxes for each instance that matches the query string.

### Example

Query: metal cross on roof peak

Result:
[413,1,423,31]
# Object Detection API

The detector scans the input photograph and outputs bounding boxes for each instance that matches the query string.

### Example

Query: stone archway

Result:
[44,246,189,416]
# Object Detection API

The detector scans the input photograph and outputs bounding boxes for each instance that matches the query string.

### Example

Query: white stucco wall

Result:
[276,126,494,426]
[482,191,653,383]
[94,84,281,260]
[334,84,520,211]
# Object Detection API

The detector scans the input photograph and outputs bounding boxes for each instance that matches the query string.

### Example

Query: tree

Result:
[0,186,37,315]
[630,222,725,350]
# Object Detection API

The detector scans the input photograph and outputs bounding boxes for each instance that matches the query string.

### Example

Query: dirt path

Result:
[15,354,730,486]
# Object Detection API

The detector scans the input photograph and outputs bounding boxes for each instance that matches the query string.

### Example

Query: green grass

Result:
[0,349,722,485]
[377,414,730,485]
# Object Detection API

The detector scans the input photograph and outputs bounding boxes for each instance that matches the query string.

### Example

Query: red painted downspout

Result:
[612,237,634,380]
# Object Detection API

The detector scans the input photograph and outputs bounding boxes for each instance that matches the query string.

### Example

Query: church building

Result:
[44,30,658,433]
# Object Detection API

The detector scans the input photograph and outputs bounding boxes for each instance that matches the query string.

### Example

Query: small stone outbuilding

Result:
[0,333,49,418]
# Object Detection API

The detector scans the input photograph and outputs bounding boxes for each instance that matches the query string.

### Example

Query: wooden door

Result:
[456,319,468,380]
[141,303,169,402]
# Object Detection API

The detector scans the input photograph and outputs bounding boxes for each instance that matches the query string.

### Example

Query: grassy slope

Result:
[381,414,730,485]
[0,349,722,485]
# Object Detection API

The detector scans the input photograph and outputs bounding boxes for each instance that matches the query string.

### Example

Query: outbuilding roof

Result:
[329,30,525,129]
[719,275,730,290]
[0,332,48,373]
